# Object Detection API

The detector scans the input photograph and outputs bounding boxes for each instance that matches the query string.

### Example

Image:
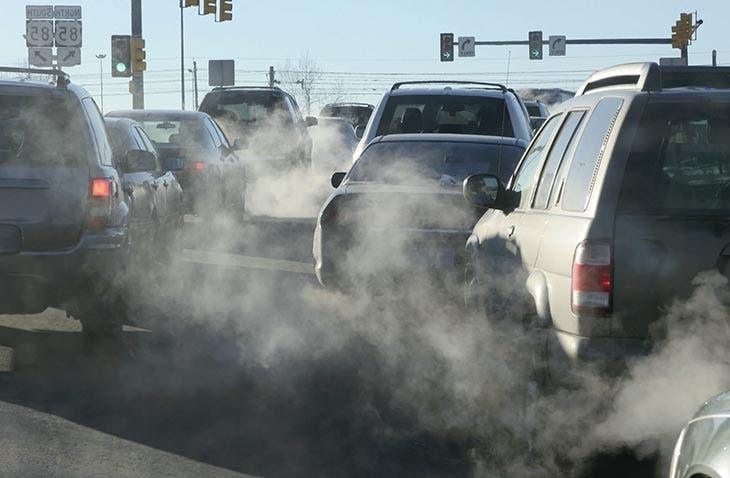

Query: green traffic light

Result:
[115,62,127,73]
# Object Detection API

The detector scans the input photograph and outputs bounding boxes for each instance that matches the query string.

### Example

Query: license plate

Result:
[0,225,21,255]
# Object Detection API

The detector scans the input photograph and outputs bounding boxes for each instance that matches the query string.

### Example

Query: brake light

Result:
[571,240,613,314]
[185,161,205,173]
[85,178,113,230]
[91,178,111,197]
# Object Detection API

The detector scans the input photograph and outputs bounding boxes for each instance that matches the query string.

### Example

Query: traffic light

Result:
[440,33,454,62]
[131,37,146,73]
[184,0,199,6]
[202,0,216,14]
[671,12,693,49]
[529,31,543,60]
[111,35,132,77]
[218,0,232,21]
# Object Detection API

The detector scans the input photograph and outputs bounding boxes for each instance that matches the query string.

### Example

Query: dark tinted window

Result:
[376,95,514,137]
[511,114,562,208]
[533,111,586,209]
[82,98,113,166]
[320,105,373,128]
[562,97,623,212]
[618,100,730,216]
[0,94,92,167]
[135,119,214,149]
[201,91,292,124]
[526,105,542,116]
[349,141,525,185]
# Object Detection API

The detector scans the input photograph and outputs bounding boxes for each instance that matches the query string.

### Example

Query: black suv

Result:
[200,86,318,176]
[0,67,131,337]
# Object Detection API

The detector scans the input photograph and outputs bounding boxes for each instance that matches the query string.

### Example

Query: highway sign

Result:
[54,5,82,19]
[26,5,54,19]
[28,47,53,67]
[57,47,81,66]
[26,20,54,47]
[549,35,566,56]
[55,20,82,47]
[458,36,476,57]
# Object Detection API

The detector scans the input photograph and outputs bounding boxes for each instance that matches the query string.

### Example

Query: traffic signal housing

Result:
[184,0,199,6]
[202,0,216,14]
[672,12,693,49]
[440,33,454,62]
[218,0,232,21]
[111,35,132,77]
[529,31,543,60]
[131,37,146,73]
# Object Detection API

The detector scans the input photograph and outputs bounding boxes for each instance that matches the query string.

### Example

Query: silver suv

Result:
[463,62,730,378]
[353,81,533,162]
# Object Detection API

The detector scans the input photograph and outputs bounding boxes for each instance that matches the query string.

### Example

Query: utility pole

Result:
[268,66,275,87]
[131,0,144,109]
[188,60,199,109]
[179,0,185,110]
[713,49,717,67]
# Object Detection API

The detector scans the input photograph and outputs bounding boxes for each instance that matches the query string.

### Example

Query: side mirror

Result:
[305,116,318,127]
[331,171,347,188]
[463,174,502,209]
[162,156,184,172]
[231,138,244,151]
[120,149,157,173]
[354,125,366,138]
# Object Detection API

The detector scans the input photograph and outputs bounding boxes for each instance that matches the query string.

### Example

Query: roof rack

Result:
[0,66,70,88]
[212,85,281,90]
[576,62,730,96]
[323,102,373,107]
[390,80,507,92]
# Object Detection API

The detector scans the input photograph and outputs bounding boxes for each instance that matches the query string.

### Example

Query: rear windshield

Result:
[619,100,730,217]
[0,94,90,166]
[201,92,292,125]
[376,95,514,137]
[135,119,213,149]
[526,105,542,117]
[348,141,524,185]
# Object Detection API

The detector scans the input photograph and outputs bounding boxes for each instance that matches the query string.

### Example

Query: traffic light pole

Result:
[475,37,673,46]
[131,0,144,109]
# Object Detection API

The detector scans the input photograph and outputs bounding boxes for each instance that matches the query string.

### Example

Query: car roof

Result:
[106,109,208,121]
[0,79,88,98]
[369,133,528,148]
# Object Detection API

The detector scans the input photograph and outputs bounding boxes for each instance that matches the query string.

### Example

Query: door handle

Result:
[151,181,159,190]
[163,181,169,188]
[508,225,515,237]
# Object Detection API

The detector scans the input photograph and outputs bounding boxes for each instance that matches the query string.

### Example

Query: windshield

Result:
[0,94,90,166]
[619,100,730,216]
[320,105,372,128]
[348,140,523,185]
[375,95,514,137]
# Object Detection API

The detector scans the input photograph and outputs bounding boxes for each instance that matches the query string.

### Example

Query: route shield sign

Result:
[458,36,476,57]
[549,35,566,56]
[26,20,54,47]
[28,47,53,67]
[55,20,82,47]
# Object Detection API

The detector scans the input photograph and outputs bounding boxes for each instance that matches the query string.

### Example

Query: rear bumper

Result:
[0,227,127,313]
[548,329,653,380]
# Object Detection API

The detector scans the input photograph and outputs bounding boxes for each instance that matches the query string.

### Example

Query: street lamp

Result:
[95,53,107,112]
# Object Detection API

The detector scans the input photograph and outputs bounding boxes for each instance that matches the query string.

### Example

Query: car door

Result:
[205,117,240,209]
[471,114,562,312]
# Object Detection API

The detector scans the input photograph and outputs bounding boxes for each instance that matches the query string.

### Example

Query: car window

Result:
[618,99,730,216]
[561,97,624,212]
[136,119,214,149]
[349,141,525,185]
[203,119,222,148]
[510,114,562,208]
[376,95,515,137]
[206,118,229,147]
[532,111,586,209]
[133,127,161,171]
[82,98,113,166]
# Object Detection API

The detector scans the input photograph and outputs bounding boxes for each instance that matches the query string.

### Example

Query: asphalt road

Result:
[0,216,658,477]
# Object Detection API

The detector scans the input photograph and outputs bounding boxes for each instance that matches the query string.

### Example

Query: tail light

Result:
[184,161,205,173]
[571,240,613,314]
[85,178,113,229]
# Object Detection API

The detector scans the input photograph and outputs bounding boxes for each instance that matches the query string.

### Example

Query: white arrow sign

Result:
[28,47,53,67]
[549,35,566,56]
[57,47,81,66]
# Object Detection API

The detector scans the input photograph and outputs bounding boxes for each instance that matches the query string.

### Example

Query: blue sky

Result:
[1,0,728,113]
